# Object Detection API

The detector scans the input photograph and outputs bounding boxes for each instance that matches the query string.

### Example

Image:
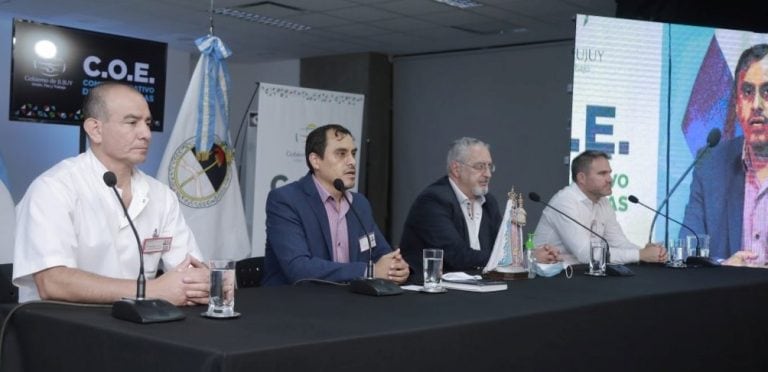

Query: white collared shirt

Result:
[533,183,640,265]
[448,178,486,251]
[13,149,202,302]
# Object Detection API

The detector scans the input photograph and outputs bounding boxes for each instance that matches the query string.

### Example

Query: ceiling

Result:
[0,0,616,63]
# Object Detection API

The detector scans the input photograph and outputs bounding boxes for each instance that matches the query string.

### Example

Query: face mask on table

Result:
[533,262,572,278]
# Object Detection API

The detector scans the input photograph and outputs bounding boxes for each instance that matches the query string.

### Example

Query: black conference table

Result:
[2,264,768,372]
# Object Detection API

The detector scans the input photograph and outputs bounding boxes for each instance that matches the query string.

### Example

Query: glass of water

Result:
[687,234,711,258]
[666,239,687,268]
[206,260,237,318]
[686,235,697,258]
[422,249,444,292]
[587,238,607,276]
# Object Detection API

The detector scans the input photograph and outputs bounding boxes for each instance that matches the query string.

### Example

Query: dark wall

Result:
[300,53,393,234]
[616,0,768,33]
[391,41,574,244]
[301,43,576,245]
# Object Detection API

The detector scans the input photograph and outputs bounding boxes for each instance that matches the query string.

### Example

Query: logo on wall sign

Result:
[32,40,67,77]
[33,57,66,77]
[286,124,317,162]
[295,123,316,143]
[168,136,233,208]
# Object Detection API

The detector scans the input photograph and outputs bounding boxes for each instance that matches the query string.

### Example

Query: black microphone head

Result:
[332,178,345,192]
[528,192,541,202]
[628,195,639,204]
[706,128,721,147]
[103,171,117,187]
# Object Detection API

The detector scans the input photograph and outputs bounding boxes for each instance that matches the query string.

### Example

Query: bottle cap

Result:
[525,233,535,250]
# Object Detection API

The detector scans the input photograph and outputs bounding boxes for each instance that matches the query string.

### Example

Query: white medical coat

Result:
[13,150,202,302]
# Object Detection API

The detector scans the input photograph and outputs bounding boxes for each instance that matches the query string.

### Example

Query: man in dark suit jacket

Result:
[681,44,768,266]
[401,175,501,274]
[262,124,409,286]
[401,137,559,277]
[681,137,745,261]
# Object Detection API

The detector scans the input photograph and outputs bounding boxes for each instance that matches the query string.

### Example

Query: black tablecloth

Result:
[3,264,768,371]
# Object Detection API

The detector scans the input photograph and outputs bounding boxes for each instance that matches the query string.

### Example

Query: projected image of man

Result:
[682,44,768,266]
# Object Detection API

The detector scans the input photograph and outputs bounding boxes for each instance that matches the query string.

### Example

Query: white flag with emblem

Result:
[157,35,250,260]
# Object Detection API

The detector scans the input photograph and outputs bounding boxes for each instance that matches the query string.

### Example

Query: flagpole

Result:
[234,82,259,153]
[209,0,215,36]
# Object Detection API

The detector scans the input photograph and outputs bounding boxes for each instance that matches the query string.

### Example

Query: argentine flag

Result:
[157,36,251,260]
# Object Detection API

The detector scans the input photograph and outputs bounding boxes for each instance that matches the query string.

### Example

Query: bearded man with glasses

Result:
[400,137,560,278]
[681,44,768,267]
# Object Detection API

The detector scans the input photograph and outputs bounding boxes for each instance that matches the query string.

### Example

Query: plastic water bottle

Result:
[525,233,536,279]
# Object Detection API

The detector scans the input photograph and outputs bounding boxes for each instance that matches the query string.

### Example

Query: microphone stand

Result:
[648,129,721,243]
[333,179,402,296]
[529,193,634,277]
[629,195,719,268]
[104,172,186,323]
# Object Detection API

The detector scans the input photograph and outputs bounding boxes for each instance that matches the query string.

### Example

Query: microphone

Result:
[104,171,186,323]
[103,172,146,300]
[332,179,402,296]
[628,195,719,267]
[648,128,721,243]
[529,192,634,277]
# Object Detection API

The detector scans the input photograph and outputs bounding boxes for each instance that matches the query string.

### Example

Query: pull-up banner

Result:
[251,83,365,256]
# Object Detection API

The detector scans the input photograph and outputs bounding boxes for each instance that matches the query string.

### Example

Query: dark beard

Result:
[750,140,768,158]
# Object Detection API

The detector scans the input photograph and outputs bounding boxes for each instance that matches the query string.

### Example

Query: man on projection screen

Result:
[682,43,768,267]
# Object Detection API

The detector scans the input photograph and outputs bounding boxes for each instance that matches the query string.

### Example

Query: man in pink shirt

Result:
[682,44,768,266]
[262,124,409,285]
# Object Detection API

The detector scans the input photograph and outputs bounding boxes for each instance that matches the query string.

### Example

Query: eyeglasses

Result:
[459,161,495,173]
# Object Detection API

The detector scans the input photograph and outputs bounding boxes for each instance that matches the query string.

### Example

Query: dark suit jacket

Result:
[262,173,391,286]
[680,137,744,259]
[400,176,502,276]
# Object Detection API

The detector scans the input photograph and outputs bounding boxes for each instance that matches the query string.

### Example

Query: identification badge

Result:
[142,236,172,254]
[359,233,376,252]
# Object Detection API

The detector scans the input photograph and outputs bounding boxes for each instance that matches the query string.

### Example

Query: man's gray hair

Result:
[446,137,490,173]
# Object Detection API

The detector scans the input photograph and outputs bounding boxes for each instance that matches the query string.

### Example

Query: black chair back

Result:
[0,263,18,303]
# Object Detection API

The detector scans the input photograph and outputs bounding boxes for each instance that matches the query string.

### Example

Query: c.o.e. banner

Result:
[9,19,166,131]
